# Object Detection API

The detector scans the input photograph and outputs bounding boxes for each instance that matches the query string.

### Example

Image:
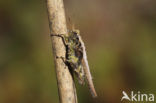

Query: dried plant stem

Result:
[46,0,77,103]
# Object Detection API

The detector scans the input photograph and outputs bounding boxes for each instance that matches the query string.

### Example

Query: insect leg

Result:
[50,33,68,46]
[56,56,66,63]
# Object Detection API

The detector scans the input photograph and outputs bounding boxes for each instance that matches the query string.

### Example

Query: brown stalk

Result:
[46,0,77,103]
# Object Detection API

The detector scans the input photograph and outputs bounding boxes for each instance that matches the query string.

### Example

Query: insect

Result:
[51,29,97,98]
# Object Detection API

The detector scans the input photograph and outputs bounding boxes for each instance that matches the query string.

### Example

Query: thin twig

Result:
[46,0,78,103]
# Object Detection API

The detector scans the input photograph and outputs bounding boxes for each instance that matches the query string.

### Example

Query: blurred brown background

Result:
[0,0,156,103]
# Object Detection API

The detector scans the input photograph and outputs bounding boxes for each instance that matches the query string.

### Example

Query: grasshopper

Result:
[51,29,97,98]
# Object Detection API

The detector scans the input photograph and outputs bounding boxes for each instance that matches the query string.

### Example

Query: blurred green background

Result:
[0,0,156,103]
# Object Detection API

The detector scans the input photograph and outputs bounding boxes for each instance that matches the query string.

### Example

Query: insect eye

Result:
[74,32,78,36]
[74,31,76,34]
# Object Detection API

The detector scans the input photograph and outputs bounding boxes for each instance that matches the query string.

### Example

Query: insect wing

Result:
[78,34,97,98]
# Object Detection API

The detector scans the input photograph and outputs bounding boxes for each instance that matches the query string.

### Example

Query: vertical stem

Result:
[46,0,77,103]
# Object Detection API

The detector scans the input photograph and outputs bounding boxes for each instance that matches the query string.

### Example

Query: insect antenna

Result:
[67,16,76,31]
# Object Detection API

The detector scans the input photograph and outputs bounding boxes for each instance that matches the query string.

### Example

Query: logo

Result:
[121,91,155,102]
